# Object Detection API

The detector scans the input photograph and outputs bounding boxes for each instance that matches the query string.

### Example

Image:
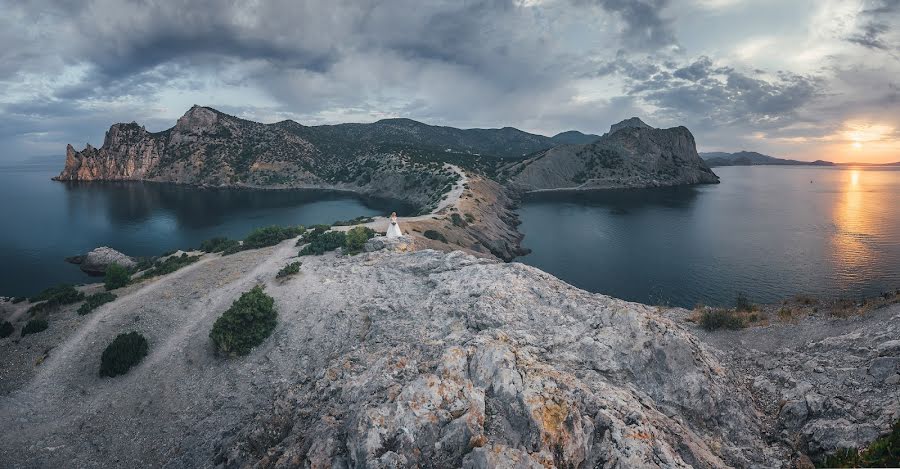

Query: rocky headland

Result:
[53,108,719,262]
[0,237,896,468]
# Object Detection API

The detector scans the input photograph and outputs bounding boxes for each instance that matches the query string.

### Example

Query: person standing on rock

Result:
[386,212,403,238]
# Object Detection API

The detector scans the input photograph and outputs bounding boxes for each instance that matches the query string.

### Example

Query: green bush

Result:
[139,253,200,279]
[276,261,302,279]
[450,213,467,227]
[30,284,84,305]
[333,216,374,226]
[299,230,347,256]
[698,308,745,331]
[344,226,376,254]
[78,292,117,315]
[821,420,899,467]
[21,319,48,337]
[0,321,13,338]
[104,263,131,290]
[735,291,753,312]
[209,286,277,356]
[464,213,476,223]
[27,284,85,315]
[200,237,240,253]
[11,296,26,304]
[242,225,305,250]
[423,230,448,243]
[99,332,149,377]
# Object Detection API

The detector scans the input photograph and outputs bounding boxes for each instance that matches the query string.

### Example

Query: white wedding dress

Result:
[386,217,403,238]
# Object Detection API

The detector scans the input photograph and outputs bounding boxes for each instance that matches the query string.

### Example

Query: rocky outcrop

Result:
[502,118,719,192]
[71,246,136,274]
[364,235,415,253]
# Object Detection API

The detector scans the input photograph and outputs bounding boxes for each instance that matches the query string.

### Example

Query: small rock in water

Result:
[78,246,137,275]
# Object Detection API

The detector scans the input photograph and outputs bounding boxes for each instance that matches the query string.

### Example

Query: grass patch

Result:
[139,253,201,280]
[78,292,117,315]
[276,261,302,279]
[333,216,374,226]
[99,332,149,377]
[104,263,131,290]
[344,226,376,254]
[820,420,899,467]
[423,230,447,243]
[0,321,13,338]
[210,286,277,356]
[21,319,48,337]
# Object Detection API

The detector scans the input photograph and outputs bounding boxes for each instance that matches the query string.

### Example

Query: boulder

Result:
[364,235,415,253]
[79,246,136,275]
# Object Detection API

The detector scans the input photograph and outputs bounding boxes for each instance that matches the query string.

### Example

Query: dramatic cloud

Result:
[0,0,898,162]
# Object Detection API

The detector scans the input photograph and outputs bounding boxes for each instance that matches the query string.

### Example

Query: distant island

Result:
[700,151,835,167]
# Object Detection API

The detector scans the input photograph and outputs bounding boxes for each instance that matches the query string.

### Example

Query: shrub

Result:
[299,230,347,256]
[735,291,753,312]
[104,263,131,290]
[0,321,13,338]
[200,237,240,253]
[99,332,149,377]
[209,286,277,356]
[423,230,447,243]
[139,253,200,279]
[78,292,117,315]
[821,420,899,467]
[450,213,467,227]
[464,213,475,223]
[276,261,302,279]
[11,296,26,304]
[333,216,374,226]
[698,308,745,331]
[30,284,84,305]
[242,225,305,250]
[21,319,48,337]
[344,226,376,254]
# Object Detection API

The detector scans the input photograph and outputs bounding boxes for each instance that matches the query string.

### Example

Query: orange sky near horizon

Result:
[749,120,900,164]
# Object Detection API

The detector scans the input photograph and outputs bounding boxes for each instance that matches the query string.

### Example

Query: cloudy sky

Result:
[1,0,898,163]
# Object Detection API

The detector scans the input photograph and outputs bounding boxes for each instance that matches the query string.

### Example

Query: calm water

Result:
[518,166,900,308]
[0,160,410,296]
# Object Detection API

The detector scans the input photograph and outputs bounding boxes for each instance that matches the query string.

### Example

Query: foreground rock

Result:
[1,244,780,467]
[364,235,415,253]
[73,246,136,274]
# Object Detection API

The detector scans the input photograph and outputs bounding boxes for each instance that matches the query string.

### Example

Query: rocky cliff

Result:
[1,240,897,467]
[501,118,719,192]
[54,106,466,213]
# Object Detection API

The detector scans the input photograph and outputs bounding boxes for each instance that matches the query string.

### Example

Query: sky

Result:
[1,0,898,163]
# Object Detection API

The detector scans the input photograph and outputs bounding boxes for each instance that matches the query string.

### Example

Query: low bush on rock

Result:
[423,230,447,243]
[11,296,26,304]
[139,253,201,279]
[464,213,476,223]
[276,261,302,279]
[821,420,899,467]
[78,292,117,315]
[344,226,376,254]
[698,308,745,331]
[0,321,14,338]
[27,284,85,315]
[99,332,149,377]
[735,291,755,312]
[21,319,48,337]
[299,230,346,256]
[200,237,240,253]
[450,213,467,227]
[210,286,277,356]
[333,216,374,226]
[242,225,305,250]
[104,263,131,290]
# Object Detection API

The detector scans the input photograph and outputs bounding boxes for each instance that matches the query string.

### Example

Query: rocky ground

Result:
[0,238,896,467]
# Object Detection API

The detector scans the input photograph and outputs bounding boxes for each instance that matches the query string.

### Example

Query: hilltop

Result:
[701,151,835,167]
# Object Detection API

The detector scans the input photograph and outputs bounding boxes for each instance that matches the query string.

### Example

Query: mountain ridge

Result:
[701,150,835,167]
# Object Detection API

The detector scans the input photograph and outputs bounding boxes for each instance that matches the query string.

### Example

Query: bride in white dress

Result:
[386,212,403,238]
